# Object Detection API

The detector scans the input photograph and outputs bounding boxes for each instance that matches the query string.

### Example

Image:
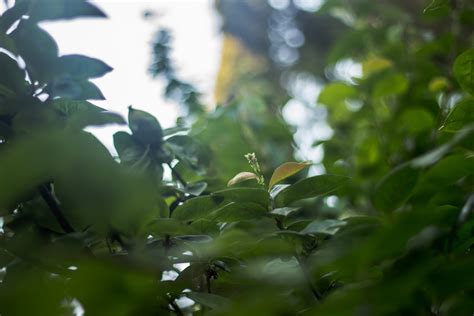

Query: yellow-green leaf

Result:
[268,161,311,189]
[227,171,258,187]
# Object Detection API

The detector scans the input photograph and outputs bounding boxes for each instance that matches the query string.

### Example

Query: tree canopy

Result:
[0,0,473,315]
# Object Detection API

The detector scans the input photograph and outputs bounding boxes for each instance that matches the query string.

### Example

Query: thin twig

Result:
[38,184,74,233]
[168,162,187,187]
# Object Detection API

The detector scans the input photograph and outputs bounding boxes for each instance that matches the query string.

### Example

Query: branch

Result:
[38,184,74,233]
[168,162,187,187]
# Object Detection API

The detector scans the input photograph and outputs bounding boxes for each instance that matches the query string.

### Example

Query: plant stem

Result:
[169,299,184,316]
[38,184,74,233]
[273,217,321,302]
[168,163,187,187]
[295,253,322,302]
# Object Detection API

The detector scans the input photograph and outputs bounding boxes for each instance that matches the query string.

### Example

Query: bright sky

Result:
[39,0,222,151]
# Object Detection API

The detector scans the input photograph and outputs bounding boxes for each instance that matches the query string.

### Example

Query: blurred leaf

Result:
[184,181,208,196]
[441,98,474,132]
[227,171,258,186]
[373,164,420,213]
[26,0,106,22]
[128,106,163,146]
[0,52,25,93]
[400,107,435,134]
[429,76,449,92]
[318,82,357,106]
[185,292,230,309]
[52,99,124,129]
[270,207,300,217]
[373,72,408,97]
[211,202,268,222]
[453,49,474,95]
[113,131,144,165]
[362,57,392,77]
[268,161,311,189]
[212,187,270,208]
[10,21,58,82]
[274,175,349,207]
[300,219,346,235]
[423,0,449,13]
[174,235,213,243]
[51,77,106,100]
[172,196,224,221]
[58,54,112,79]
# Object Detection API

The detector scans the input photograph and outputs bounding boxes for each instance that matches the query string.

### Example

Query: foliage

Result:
[0,0,473,315]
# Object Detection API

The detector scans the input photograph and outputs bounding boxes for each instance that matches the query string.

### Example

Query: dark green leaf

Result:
[211,202,268,222]
[128,106,163,145]
[113,131,145,165]
[274,175,349,207]
[185,292,230,309]
[10,21,58,82]
[26,0,106,22]
[52,99,124,128]
[174,235,213,243]
[50,77,106,100]
[211,187,270,208]
[453,49,474,95]
[58,54,112,79]
[269,207,300,217]
[300,219,346,235]
[441,98,474,132]
[423,0,449,13]
[373,164,420,213]
[172,196,224,221]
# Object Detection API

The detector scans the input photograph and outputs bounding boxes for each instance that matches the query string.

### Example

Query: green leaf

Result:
[274,175,349,207]
[212,187,270,208]
[172,196,224,221]
[113,131,145,165]
[174,235,213,243]
[300,219,346,235]
[410,125,474,168]
[318,82,357,106]
[269,184,290,199]
[441,98,474,132]
[183,181,208,196]
[227,171,258,186]
[362,56,392,77]
[50,77,106,100]
[0,32,17,54]
[128,106,163,146]
[0,52,26,93]
[26,0,106,22]
[373,72,408,98]
[52,99,124,128]
[211,202,268,222]
[10,21,58,82]
[268,161,311,189]
[149,218,193,236]
[373,164,421,213]
[270,207,300,217]
[58,54,113,79]
[453,49,474,95]
[400,107,435,134]
[185,292,230,309]
[423,0,449,13]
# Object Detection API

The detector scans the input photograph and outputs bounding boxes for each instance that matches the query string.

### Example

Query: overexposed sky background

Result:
[40,0,222,150]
